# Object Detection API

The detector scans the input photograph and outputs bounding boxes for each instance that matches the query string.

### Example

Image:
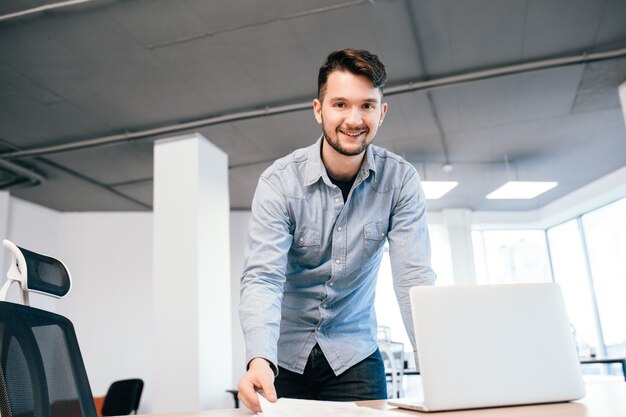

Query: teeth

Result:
[340,130,365,137]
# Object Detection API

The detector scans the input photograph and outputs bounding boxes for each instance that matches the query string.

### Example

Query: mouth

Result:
[338,129,368,138]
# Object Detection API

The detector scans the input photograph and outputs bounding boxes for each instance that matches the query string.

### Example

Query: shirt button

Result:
[323,304,328,308]
[335,198,340,203]
[381,233,385,237]
[335,259,341,264]
[329,282,334,286]
[337,226,342,231]
[299,238,304,243]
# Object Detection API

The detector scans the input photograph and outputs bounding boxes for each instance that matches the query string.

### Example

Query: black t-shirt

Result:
[329,174,356,202]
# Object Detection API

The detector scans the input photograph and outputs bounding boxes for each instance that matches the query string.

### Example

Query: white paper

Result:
[257,394,400,417]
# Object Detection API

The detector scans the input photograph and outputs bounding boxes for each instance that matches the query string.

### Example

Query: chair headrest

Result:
[1,239,72,303]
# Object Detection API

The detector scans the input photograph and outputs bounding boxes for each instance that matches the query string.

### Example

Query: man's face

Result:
[313,71,388,156]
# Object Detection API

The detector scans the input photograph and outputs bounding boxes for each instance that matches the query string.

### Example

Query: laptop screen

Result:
[407,283,585,411]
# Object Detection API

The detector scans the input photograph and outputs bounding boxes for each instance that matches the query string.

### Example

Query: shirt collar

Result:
[304,136,327,187]
[304,136,378,187]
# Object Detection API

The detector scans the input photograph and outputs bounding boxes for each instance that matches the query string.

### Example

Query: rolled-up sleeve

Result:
[239,175,293,369]
[387,168,436,355]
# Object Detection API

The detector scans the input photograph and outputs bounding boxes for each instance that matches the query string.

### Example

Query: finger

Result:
[238,379,261,412]
[258,374,277,402]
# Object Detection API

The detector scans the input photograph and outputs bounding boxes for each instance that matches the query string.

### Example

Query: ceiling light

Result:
[421,181,458,199]
[486,181,558,199]
[441,163,454,173]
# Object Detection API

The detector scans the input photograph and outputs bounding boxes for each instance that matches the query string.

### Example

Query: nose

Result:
[345,106,363,126]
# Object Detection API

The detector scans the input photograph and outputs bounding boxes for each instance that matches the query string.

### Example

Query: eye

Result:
[333,102,346,108]
[362,103,375,109]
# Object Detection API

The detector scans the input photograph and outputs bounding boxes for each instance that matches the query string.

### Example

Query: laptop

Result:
[388,283,585,412]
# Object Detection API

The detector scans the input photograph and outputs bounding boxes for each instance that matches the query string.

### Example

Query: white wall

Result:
[230,211,251,384]
[4,197,61,311]
[57,212,154,412]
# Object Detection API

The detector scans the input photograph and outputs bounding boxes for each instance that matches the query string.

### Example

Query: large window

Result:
[473,197,626,369]
[376,197,626,369]
[580,198,626,356]
[472,230,552,285]
[547,220,601,355]
[375,225,453,351]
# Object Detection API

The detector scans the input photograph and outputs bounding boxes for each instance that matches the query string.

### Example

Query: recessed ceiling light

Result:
[486,181,558,199]
[421,181,458,199]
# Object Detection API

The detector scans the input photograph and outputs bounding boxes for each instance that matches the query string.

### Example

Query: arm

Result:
[238,175,292,411]
[386,168,436,367]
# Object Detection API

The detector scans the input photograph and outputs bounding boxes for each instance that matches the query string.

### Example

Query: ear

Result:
[379,101,388,125]
[313,99,323,125]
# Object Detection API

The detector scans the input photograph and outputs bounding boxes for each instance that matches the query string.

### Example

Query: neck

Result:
[321,138,365,180]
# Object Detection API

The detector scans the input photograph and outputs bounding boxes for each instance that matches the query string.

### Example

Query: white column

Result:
[152,133,232,412]
[0,191,10,282]
[229,211,251,385]
[618,81,626,124]
[442,209,476,285]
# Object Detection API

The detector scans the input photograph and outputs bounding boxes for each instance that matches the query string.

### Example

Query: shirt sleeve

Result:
[386,167,436,364]
[239,175,293,370]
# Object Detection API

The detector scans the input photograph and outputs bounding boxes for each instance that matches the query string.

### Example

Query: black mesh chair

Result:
[101,378,144,416]
[0,239,97,417]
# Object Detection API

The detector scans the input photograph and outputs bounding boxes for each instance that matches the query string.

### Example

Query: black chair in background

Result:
[0,239,98,417]
[101,378,144,415]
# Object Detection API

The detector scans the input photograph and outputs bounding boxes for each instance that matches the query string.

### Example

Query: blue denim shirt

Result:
[239,138,436,375]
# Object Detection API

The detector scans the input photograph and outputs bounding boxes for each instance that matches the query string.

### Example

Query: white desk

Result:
[138,382,626,416]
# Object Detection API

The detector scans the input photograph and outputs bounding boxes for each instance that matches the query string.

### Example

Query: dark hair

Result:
[317,48,387,100]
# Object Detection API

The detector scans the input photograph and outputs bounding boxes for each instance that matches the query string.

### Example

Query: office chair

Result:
[101,378,144,415]
[0,239,98,417]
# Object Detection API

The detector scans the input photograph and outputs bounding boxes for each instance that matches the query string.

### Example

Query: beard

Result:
[322,124,373,157]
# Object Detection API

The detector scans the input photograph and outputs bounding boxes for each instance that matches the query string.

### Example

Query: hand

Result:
[237,357,277,412]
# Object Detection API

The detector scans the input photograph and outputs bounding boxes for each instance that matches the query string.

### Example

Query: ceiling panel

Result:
[186,0,344,34]
[594,0,626,48]
[0,61,60,104]
[10,165,148,211]
[522,0,605,57]
[106,0,211,48]
[44,141,153,185]
[112,180,153,208]
[285,3,381,71]
[360,0,425,81]
[571,57,626,114]
[150,36,268,113]
[197,124,261,158]
[411,0,527,75]
[220,22,317,102]
[0,95,108,148]
[229,111,319,162]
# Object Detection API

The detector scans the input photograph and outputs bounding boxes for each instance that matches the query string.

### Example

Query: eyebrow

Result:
[329,97,379,103]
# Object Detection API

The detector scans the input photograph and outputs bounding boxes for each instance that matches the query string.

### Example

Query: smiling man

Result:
[237,49,436,412]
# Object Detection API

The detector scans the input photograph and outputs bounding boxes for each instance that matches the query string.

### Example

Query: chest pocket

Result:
[363,221,387,259]
[291,226,321,267]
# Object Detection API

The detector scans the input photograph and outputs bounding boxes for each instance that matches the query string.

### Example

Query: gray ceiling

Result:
[1,0,625,212]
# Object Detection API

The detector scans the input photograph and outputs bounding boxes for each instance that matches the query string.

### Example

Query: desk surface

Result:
[138,382,626,417]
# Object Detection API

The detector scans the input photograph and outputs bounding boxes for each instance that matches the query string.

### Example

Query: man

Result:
[238,49,436,412]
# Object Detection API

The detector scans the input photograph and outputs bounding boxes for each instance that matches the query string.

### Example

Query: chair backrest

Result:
[0,301,98,417]
[101,378,144,416]
[0,239,97,417]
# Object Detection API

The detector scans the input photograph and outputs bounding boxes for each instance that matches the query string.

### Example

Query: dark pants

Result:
[275,344,387,401]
